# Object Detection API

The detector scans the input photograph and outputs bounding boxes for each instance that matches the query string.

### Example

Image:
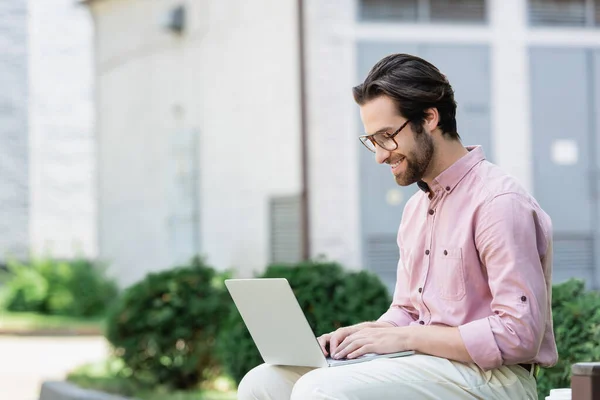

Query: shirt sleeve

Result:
[458,193,550,371]
[378,250,419,327]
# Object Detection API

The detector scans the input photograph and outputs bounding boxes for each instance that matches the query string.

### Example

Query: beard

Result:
[394,132,434,186]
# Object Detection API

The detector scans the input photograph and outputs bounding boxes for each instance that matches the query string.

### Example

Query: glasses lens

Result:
[374,134,396,151]
[360,137,376,152]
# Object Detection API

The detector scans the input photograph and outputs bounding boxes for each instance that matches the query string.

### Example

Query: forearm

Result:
[406,325,473,364]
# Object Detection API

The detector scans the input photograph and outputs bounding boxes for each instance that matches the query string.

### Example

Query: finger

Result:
[348,344,373,359]
[317,336,329,356]
[318,333,330,344]
[332,335,350,357]
[332,327,356,354]
[335,339,365,359]
[334,330,362,355]
[334,334,362,359]
[319,343,328,356]
[329,332,343,356]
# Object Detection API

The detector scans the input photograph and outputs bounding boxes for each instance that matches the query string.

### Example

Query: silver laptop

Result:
[224,278,414,368]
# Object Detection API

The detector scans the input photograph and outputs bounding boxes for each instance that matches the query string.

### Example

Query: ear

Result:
[423,108,440,133]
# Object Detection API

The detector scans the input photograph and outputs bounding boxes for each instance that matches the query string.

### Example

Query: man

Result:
[237,54,558,399]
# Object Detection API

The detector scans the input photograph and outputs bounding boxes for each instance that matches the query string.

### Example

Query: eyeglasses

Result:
[358,120,411,153]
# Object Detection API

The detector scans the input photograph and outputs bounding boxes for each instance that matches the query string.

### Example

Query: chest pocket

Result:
[434,248,466,301]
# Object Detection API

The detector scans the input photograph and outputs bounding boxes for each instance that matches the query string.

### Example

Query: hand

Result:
[332,327,411,360]
[317,322,393,357]
[317,326,360,357]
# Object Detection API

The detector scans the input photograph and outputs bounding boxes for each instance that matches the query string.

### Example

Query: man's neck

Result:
[421,138,468,186]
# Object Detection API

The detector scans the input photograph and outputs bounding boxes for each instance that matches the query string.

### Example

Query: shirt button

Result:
[443,250,448,256]
[521,296,527,302]
[445,186,451,191]
[425,250,430,255]
[428,209,434,215]
[418,287,423,293]
[419,321,425,325]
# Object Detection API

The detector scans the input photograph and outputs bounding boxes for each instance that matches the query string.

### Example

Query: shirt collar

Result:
[417,180,431,193]
[417,146,486,194]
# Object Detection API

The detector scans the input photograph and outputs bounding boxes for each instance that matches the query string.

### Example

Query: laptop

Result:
[224,278,415,368]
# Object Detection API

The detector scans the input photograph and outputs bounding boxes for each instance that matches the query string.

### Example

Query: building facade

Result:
[87,0,600,290]
[0,0,29,261]
[86,0,302,285]
[0,0,95,264]
[29,0,96,259]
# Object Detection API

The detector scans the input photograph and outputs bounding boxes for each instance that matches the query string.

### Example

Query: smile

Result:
[390,157,405,169]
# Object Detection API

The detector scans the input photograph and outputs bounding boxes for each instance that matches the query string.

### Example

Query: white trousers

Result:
[237,354,538,400]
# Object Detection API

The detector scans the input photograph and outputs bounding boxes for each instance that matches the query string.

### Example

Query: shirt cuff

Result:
[378,306,415,327]
[459,317,503,371]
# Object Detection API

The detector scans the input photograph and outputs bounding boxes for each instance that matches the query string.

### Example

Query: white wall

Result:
[29,0,96,259]
[0,0,29,261]
[91,0,190,286]
[304,0,362,269]
[189,0,302,277]
[90,0,301,285]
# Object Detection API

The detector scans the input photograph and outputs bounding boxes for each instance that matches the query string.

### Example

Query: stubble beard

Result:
[394,132,435,187]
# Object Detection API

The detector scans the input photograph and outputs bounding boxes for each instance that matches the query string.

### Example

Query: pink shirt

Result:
[378,146,558,371]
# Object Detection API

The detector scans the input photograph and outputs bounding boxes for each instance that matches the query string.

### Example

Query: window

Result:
[529,0,600,27]
[359,0,487,24]
[429,0,487,22]
[359,0,419,22]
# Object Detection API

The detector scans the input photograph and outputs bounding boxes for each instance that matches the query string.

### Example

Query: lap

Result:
[239,354,538,400]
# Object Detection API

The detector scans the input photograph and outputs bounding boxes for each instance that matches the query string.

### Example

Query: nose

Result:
[375,145,390,165]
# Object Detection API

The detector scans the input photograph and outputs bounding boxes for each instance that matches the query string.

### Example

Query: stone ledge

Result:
[40,381,135,400]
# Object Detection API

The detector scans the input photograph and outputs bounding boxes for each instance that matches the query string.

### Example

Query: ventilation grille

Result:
[366,234,399,293]
[359,0,486,23]
[553,234,594,271]
[270,196,302,264]
[529,0,587,26]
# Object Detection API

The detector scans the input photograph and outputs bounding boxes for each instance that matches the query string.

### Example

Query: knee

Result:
[237,364,270,400]
[237,363,292,400]
[291,370,343,400]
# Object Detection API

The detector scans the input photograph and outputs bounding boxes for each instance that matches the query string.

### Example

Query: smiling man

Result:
[237,54,558,400]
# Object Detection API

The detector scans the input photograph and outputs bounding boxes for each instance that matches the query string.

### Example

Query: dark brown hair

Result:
[353,53,459,139]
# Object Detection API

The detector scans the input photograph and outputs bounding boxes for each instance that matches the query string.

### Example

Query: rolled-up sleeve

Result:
[379,249,418,327]
[458,193,549,371]
[378,304,417,327]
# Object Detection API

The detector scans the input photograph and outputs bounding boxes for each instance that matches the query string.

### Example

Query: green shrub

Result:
[105,257,229,389]
[66,357,237,399]
[537,279,600,398]
[2,262,48,312]
[217,261,392,384]
[3,257,118,317]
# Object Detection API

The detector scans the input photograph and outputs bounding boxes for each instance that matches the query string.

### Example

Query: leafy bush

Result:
[217,261,392,384]
[66,357,237,400]
[105,257,229,389]
[3,257,118,317]
[537,279,600,398]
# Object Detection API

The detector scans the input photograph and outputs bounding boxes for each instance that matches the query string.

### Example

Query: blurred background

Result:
[2,0,600,399]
